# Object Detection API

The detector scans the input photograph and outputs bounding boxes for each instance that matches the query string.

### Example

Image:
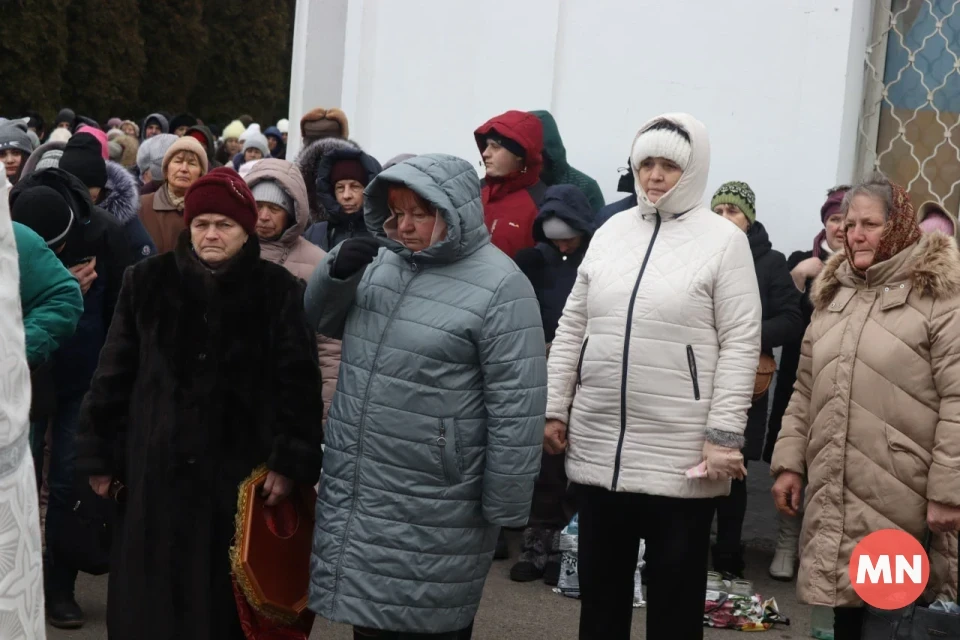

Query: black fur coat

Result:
[77,230,324,639]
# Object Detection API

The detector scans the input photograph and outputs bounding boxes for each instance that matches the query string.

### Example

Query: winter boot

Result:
[542,529,562,586]
[510,527,549,582]
[769,510,801,581]
[47,592,84,629]
[711,543,745,580]
[494,528,509,560]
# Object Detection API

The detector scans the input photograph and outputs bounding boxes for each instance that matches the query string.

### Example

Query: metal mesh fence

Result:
[857,0,960,218]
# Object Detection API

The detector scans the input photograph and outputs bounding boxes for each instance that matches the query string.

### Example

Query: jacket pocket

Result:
[437,417,464,485]
[686,345,701,401]
[576,337,590,388]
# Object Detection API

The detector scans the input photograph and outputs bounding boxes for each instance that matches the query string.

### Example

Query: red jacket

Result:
[475,111,545,258]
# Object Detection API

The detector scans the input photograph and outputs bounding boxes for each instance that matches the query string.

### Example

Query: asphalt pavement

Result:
[47,463,811,640]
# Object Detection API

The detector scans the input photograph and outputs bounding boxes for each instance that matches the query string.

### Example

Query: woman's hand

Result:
[544,419,567,454]
[89,475,112,498]
[790,258,822,292]
[699,441,747,481]
[262,471,294,507]
[69,258,98,295]
[771,471,804,516]
[927,500,960,533]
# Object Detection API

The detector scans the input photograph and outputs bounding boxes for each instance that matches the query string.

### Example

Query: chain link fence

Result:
[857,0,960,217]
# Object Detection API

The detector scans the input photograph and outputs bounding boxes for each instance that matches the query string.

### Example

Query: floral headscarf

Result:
[844,182,921,275]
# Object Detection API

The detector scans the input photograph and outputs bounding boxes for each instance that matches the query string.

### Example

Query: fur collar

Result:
[102,161,140,224]
[811,232,960,310]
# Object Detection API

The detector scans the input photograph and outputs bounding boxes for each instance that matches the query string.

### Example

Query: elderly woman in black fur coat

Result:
[77,167,325,640]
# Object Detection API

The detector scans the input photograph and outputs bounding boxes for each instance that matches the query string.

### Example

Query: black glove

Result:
[331,237,380,280]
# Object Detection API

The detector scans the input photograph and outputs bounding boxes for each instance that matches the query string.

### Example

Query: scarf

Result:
[166,182,186,212]
[844,182,921,276]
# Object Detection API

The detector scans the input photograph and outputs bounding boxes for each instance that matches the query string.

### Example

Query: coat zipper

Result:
[686,345,701,401]
[612,212,662,491]
[438,420,451,484]
[576,337,589,388]
[331,261,421,608]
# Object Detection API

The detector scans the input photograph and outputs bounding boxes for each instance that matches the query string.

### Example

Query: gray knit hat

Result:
[0,123,33,155]
[35,149,64,171]
[137,133,178,179]
[242,132,270,157]
[251,179,293,217]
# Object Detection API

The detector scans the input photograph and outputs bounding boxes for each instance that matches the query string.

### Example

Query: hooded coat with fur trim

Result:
[244,159,341,423]
[474,111,546,258]
[75,232,324,639]
[102,161,156,261]
[296,137,381,250]
[771,232,960,607]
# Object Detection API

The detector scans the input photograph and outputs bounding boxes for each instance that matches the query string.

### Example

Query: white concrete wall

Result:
[289,0,873,254]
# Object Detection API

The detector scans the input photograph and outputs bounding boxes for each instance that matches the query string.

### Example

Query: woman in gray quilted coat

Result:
[304,153,547,639]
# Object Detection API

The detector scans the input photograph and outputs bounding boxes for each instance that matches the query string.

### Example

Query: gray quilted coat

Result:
[304,153,547,633]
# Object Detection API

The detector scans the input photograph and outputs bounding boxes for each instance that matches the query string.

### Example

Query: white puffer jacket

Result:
[545,113,761,498]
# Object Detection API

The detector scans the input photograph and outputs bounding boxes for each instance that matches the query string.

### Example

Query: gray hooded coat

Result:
[304,154,546,633]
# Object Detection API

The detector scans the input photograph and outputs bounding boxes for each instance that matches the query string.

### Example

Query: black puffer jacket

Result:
[514,184,595,343]
[743,221,803,460]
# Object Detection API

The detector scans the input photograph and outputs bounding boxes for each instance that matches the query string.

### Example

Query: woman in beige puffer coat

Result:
[245,158,340,422]
[771,177,960,639]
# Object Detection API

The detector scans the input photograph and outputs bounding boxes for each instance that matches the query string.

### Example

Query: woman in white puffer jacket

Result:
[544,113,762,640]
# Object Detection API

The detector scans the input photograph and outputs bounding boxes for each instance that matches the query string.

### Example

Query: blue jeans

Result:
[32,393,84,596]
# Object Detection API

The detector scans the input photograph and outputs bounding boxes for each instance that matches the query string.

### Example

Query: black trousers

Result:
[713,461,748,554]
[575,484,714,640]
[353,621,474,640]
[833,607,865,640]
[528,451,575,529]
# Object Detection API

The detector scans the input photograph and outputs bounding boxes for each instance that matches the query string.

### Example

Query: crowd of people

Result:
[1,103,960,640]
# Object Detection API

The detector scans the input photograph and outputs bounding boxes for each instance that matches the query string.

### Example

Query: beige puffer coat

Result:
[772,232,960,607]
[245,158,341,423]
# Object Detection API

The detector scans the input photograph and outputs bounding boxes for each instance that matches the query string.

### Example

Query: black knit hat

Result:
[169,113,198,133]
[11,185,74,248]
[59,132,107,189]
[484,131,526,159]
[54,108,76,129]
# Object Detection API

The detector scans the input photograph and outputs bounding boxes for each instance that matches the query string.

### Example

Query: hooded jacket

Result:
[0,171,46,638]
[544,113,762,498]
[10,168,135,396]
[13,221,83,367]
[244,158,341,422]
[474,111,545,259]
[304,154,546,633]
[264,125,286,160]
[185,125,222,170]
[140,113,169,141]
[102,160,156,262]
[771,233,960,607]
[741,220,803,460]
[515,184,596,344]
[296,137,381,250]
[530,111,605,212]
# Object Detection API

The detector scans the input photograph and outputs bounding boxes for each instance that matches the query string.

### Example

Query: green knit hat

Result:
[711,181,756,223]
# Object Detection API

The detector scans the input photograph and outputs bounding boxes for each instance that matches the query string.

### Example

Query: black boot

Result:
[47,592,84,629]
[542,529,562,586]
[711,543,745,580]
[494,529,509,560]
[510,527,548,582]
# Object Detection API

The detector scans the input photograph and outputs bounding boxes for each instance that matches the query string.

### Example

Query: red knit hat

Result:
[184,167,258,236]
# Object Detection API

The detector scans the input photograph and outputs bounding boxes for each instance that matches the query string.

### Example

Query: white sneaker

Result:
[768,511,800,581]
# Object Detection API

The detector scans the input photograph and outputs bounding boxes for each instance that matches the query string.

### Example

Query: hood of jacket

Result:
[747,220,772,261]
[101,160,140,225]
[185,125,217,163]
[244,158,310,248]
[474,110,544,195]
[141,113,169,141]
[364,153,489,265]
[632,113,710,218]
[529,110,567,185]
[21,139,66,178]
[812,231,960,311]
[314,144,381,229]
[296,136,361,222]
[532,184,595,244]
